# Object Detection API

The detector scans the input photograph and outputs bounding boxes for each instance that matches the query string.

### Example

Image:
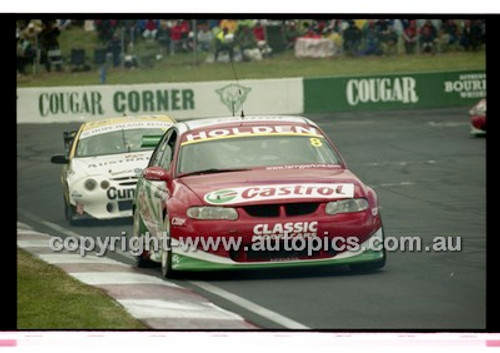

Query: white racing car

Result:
[51,115,175,224]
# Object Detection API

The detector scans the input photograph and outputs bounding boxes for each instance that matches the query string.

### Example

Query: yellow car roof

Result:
[81,115,176,131]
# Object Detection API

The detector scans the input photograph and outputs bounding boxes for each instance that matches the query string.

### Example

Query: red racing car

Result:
[469,98,486,136]
[132,116,386,278]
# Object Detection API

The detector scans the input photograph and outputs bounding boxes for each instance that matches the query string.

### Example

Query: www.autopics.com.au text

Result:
[48,232,462,257]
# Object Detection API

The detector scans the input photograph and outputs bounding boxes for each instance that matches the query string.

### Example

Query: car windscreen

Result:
[177,135,341,175]
[75,128,164,157]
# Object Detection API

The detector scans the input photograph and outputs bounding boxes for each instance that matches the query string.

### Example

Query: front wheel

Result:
[161,215,178,279]
[64,197,79,225]
[132,210,156,268]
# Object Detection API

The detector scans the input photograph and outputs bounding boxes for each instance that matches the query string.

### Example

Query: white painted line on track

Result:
[17,222,33,230]
[37,254,121,264]
[427,121,469,127]
[189,280,310,329]
[17,239,51,248]
[117,299,245,320]
[366,160,436,167]
[17,230,50,238]
[41,221,82,238]
[70,272,180,287]
[371,181,416,188]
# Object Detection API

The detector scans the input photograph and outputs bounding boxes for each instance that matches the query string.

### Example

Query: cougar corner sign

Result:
[17,78,303,123]
[215,83,252,114]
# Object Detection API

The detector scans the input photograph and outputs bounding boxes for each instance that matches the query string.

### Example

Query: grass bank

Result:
[17,248,146,329]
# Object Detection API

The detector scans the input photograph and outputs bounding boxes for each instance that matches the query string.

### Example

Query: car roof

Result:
[81,115,176,131]
[176,115,319,135]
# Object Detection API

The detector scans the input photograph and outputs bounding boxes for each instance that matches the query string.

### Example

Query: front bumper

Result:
[168,227,385,272]
[68,176,137,220]
[470,125,486,136]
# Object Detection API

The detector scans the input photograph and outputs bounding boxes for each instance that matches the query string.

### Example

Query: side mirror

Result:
[63,130,77,155]
[143,166,170,182]
[51,155,68,164]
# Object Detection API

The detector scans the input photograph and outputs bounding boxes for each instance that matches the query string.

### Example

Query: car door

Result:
[137,128,177,237]
[135,129,170,235]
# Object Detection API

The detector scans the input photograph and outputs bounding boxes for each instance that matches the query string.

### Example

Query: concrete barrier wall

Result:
[17,78,304,123]
[17,70,485,123]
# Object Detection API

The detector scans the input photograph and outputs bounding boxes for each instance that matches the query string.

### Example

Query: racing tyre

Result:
[64,197,78,225]
[161,215,178,279]
[132,210,156,268]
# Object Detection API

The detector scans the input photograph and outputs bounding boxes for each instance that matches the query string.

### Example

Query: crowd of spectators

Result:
[100,19,274,62]
[17,19,486,75]
[285,19,485,57]
[17,19,63,74]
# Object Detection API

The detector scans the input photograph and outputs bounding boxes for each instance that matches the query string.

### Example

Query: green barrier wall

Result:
[304,70,486,113]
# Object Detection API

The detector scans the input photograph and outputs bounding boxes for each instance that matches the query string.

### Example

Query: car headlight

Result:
[84,178,97,191]
[325,198,369,215]
[187,207,238,220]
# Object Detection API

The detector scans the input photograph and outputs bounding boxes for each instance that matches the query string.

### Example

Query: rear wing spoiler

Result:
[141,134,163,148]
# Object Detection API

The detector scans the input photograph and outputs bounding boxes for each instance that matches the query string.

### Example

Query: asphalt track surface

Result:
[17,107,486,329]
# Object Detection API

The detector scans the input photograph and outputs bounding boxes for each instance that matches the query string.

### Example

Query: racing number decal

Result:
[309,137,323,147]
